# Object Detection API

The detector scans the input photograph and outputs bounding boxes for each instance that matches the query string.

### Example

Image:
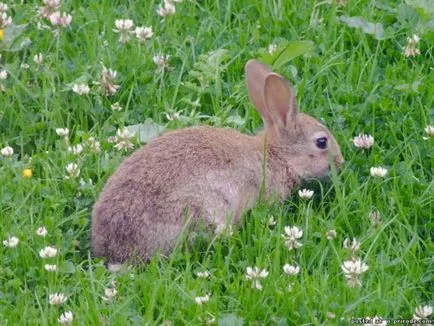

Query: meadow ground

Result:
[0,0,433,325]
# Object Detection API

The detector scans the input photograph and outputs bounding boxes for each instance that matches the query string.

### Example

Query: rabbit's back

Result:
[91,126,263,263]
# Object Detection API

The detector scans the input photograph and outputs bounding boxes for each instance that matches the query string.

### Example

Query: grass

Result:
[0,0,433,324]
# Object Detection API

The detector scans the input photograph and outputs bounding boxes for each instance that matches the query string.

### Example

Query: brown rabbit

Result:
[91,59,343,266]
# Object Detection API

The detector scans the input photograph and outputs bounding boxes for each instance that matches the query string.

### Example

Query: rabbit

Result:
[91,59,344,266]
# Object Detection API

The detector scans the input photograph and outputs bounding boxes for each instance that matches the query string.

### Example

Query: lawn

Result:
[0,0,433,325]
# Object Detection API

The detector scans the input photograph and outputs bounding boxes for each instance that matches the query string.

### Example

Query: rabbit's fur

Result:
[91,60,343,264]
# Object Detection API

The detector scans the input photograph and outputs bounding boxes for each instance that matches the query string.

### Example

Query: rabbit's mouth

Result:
[320,167,334,180]
[313,162,340,180]
[301,167,331,181]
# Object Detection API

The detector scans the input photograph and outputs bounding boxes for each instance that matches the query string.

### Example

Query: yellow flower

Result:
[0,29,3,41]
[22,169,33,179]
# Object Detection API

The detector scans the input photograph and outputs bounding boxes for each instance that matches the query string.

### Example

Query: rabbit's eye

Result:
[316,137,328,149]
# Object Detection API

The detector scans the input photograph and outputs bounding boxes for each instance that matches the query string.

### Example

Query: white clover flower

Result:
[404,46,420,57]
[116,128,133,140]
[194,294,210,305]
[341,259,369,288]
[49,12,72,27]
[282,225,303,250]
[102,286,117,301]
[78,178,93,198]
[36,226,48,237]
[410,34,420,43]
[34,53,44,65]
[114,19,134,30]
[135,26,153,43]
[404,45,420,57]
[369,210,382,226]
[283,264,300,275]
[58,311,73,325]
[157,1,176,18]
[165,111,181,121]
[114,19,134,31]
[113,128,135,151]
[352,133,374,149]
[327,312,336,319]
[72,84,90,95]
[267,43,277,55]
[423,125,434,140]
[44,264,57,272]
[113,19,135,43]
[153,54,171,71]
[68,144,84,155]
[49,292,67,305]
[0,69,8,80]
[86,137,101,153]
[55,128,69,137]
[370,166,388,177]
[414,305,433,320]
[298,188,314,200]
[21,63,30,70]
[326,229,337,240]
[111,102,122,111]
[95,66,120,96]
[246,266,269,279]
[245,266,268,291]
[39,0,60,19]
[65,163,80,179]
[1,146,14,157]
[79,178,93,188]
[404,34,421,58]
[0,12,12,29]
[3,236,19,248]
[343,237,360,254]
[39,246,58,258]
[341,259,369,275]
[196,271,210,278]
[0,3,8,13]
[107,136,117,144]
[268,215,277,226]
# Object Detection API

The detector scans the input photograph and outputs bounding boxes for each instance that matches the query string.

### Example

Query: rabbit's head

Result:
[245,60,343,179]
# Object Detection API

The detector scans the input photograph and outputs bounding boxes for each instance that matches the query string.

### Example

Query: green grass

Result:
[1,0,433,324]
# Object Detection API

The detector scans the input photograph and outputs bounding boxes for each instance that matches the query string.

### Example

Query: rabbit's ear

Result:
[245,60,276,132]
[264,73,298,132]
